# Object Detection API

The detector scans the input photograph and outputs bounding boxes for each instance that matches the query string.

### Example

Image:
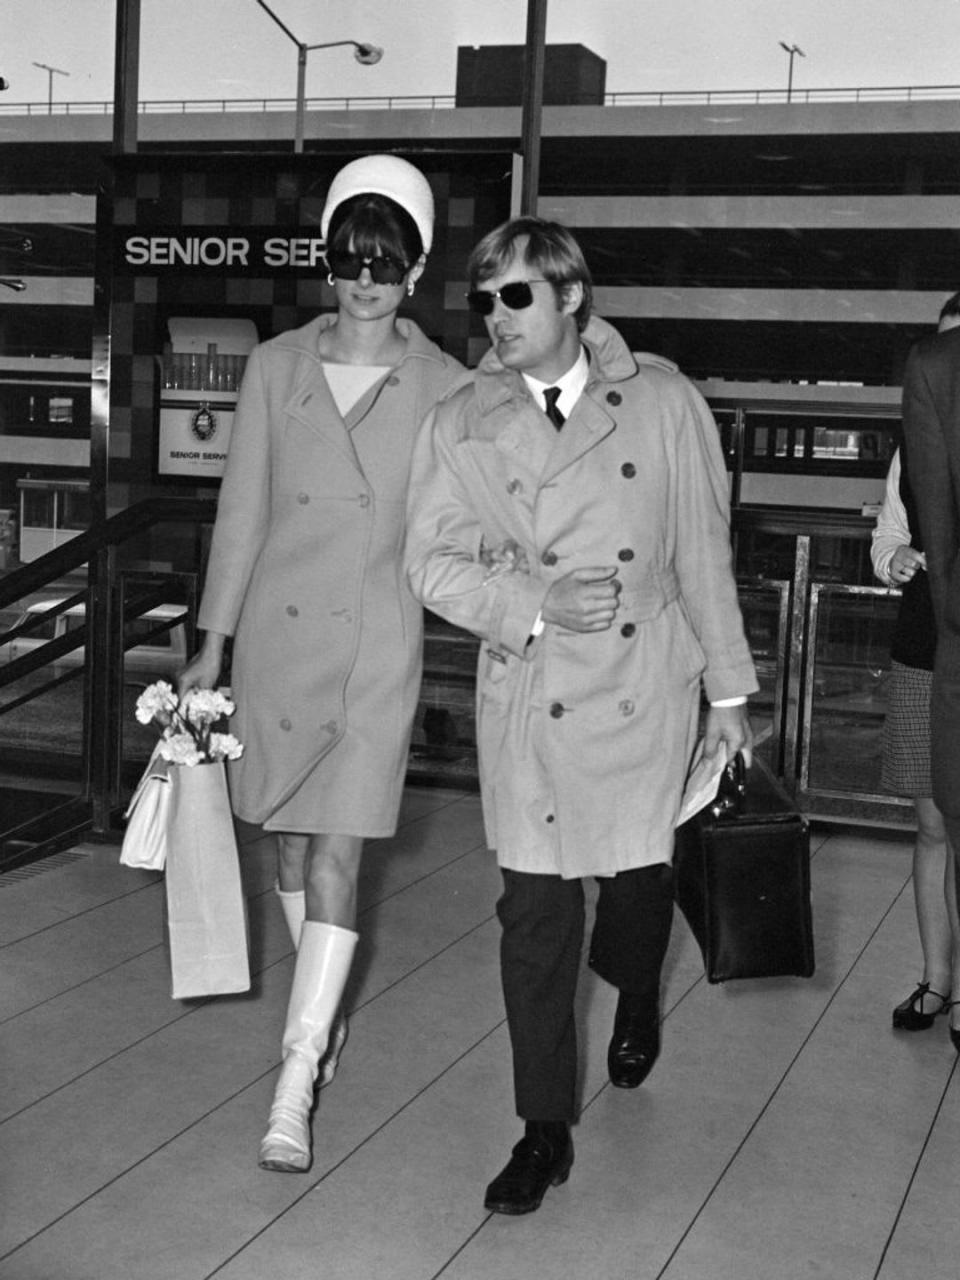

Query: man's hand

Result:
[889,543,926,585]
[541,566,621,632]
[702,703,754,769]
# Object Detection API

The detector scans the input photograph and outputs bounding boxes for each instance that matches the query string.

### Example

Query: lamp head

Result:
[354,43,383,66]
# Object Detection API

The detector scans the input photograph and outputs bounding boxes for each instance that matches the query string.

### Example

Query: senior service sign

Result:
[115,229,330,274]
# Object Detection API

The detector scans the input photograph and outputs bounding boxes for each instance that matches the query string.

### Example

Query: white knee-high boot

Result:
[274,883,349,1088]
[259,920,357,1172]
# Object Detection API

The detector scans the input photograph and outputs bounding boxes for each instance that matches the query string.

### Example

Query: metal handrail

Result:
[0,497,217,847]
[0,497,214,611]
[2,83,960,116]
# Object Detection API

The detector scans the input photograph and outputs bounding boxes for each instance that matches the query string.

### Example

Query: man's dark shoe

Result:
[483,1122,573,1215]
[608,993,660,1088]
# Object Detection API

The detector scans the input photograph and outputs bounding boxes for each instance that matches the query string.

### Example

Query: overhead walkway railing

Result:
[2,83,960,116]
[0,497,215,872]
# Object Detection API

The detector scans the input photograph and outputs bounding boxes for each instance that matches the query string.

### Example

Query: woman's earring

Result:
[407,281,416,297]
[327,272,336,287]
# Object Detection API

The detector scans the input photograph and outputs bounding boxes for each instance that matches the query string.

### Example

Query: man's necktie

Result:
[543,386,565,429]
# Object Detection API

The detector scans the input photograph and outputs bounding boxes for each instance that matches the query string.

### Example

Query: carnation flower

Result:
[180,687,236,725]
[135,680,179,725]
[134,681,242,765]
[158,733,205,767]
[208,732,244,761]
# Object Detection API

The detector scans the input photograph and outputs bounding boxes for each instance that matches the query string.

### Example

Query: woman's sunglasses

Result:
[465,279,548,316]
[326,249,410,285]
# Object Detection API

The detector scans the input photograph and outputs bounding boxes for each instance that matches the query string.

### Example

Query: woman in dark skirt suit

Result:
[873,444,960,1042]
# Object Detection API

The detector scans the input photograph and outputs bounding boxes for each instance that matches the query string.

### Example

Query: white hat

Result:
[321,154,435,255]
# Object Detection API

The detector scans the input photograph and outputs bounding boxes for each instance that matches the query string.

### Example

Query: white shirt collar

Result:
[522,346,589,420]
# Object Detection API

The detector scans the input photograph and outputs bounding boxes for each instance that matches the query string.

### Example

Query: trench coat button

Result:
[617,548,634,562]
[549,702,565,718]
[358,494,371,508]
[545,813,555,824]
[279,718,292,731]
[297,492,310,504]
[620,622,637,638]
[619,699,636,716]
[541,550,558,566]
[286,604,299,617]
[506,478,523,495]
[607,391,623,406]
[621,462,637,478]
[323,719,338,735]
[386,375,400,387]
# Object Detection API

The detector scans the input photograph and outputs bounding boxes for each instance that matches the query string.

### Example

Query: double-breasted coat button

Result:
[541,550,558,566]
[607,391,623,406]
[545,814,556,824]
[323,719,338,735]
[621,462,637,478]
[358,494,371,507]
[386,375,400,386]
[621,622,637,638]
[297,492,310,504]
[619,699,636,716]
[506,478,523,495]
[279,718,292,731]
[549,702,565,718]
[286,604,299,617]
[617,548,634,562]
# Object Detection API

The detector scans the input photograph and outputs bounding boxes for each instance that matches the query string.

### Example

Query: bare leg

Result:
[276,832,364,929]
[913,797,953,1001]
[945,824,960,1038]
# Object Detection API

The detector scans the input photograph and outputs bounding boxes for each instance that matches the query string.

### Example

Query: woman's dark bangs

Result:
[329,196,419,264]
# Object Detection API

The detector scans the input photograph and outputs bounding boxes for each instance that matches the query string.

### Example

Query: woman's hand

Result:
[177,632,226,700]
[889,544,926,585]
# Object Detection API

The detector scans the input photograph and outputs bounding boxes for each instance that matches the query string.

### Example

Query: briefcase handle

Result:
[708,752,746,821]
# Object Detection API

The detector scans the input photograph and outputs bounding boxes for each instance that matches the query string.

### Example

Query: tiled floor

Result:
[1,788,958,1280]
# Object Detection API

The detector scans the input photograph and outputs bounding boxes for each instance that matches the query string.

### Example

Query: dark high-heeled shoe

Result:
[946,1001,960,1052]
[892,982,950,1031]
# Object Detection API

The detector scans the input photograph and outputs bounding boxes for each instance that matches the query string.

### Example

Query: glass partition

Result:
[801,583,908,820]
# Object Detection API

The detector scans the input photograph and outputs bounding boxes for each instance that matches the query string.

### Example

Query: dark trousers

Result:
[496,863,674,1122]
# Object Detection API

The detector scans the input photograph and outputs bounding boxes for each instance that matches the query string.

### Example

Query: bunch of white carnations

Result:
[135,680,243,766]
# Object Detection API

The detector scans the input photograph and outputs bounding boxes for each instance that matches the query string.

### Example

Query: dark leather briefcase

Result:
[673,753,815,983]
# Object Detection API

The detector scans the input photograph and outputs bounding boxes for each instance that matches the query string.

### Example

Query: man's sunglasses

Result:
[465,279,548,316]
[326,249,410,285]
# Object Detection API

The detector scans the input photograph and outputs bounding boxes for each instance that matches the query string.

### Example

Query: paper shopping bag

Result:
[164,760,251,999]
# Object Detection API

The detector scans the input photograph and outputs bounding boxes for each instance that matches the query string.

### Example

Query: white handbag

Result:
[119,745,173,871]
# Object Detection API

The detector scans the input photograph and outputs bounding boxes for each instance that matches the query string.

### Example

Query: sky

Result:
[3,0,960,108]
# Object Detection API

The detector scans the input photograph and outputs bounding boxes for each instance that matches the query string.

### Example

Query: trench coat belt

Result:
[618,567,681,620]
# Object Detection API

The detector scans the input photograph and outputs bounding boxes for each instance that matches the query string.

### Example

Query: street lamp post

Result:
[778,42,805,103]
[32,61,69,113]
[253,0,382,153]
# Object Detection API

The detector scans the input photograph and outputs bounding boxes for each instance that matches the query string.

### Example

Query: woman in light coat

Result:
[179,155,464,1173]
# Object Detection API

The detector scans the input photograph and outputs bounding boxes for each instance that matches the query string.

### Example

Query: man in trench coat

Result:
[405,217,757,1214]
[900,315,960,860]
